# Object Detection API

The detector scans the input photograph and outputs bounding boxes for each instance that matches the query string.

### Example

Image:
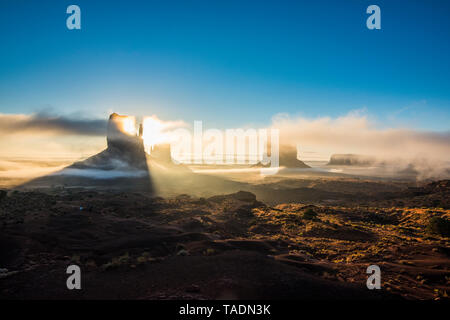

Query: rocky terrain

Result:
[0,180,449,300]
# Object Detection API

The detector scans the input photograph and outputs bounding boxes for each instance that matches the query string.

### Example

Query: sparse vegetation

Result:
[102,252,130,270]
[1,182,449,300]
[70,255,81,264]
[204,248,215,256]
[136,252,157,264]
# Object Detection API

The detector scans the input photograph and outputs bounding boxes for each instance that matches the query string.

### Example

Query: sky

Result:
[0,0,449,132]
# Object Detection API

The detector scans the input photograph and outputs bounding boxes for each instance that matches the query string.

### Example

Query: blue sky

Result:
[0,0,449,130]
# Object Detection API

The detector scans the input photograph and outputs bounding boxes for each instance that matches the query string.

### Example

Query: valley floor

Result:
[0,180,449,300]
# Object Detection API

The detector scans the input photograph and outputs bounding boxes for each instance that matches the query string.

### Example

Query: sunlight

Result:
[121,116,137,136]
[142,116,168,154]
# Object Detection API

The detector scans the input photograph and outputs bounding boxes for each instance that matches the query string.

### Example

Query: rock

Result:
[252,145,310,168]
[176,194,191,201]
[148,144,173,163]
[231,191,256,202]
[208,191,257,203]
[236,204,255,217]
[327,154,377,166]
[106,113,141,152]
[70,113,148,171]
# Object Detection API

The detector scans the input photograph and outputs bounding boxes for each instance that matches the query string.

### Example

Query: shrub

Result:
[136,256,147,264]
[137,252,156,264]
[102,252,130,270]
[204,248,215,256]
[302,208,318,220]
[70,255,81,264]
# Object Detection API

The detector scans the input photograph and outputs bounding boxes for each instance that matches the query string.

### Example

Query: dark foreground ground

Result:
[0,180,449,300]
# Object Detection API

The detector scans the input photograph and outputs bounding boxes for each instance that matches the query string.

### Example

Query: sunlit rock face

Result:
[107,114,139,148]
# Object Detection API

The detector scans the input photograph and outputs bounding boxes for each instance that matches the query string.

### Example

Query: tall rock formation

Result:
[71,113,148,171]
[327,154,377,166]
[22,113,153,191]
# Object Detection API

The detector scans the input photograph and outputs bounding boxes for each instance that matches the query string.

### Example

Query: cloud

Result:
[0,112,108,136]
[271,112,450,160]
[271,111,450,179]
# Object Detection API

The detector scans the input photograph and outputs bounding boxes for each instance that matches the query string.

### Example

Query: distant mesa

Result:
[253,145,310,168]
[148,143,175,164]
[327,154,377,166]
[279,145,310,168]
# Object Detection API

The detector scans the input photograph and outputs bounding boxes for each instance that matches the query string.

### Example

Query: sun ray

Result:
[142,116,169,154]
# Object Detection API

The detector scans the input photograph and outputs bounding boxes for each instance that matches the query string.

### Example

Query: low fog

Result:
[0,111,449,184]
[271,112,450,180]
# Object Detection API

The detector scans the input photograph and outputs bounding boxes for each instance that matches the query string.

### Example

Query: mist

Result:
[53,168,148,179]
[271,112,450,180]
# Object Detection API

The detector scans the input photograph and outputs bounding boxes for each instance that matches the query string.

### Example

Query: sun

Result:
[121,116,137,136]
